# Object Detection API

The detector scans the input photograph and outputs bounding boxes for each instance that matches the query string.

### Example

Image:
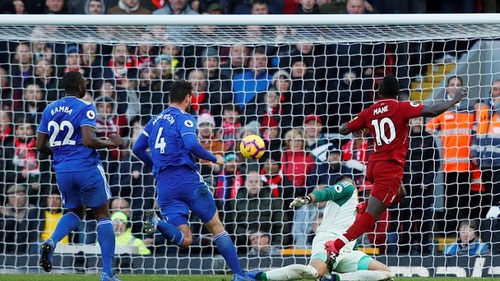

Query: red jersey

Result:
[346,98,424,166]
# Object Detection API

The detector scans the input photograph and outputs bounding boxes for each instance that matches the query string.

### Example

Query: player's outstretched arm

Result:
[36,132,53,155]
[421,87,467,117]
[132,133,154,167]
[81,126,122,149]
[183,133,218,163]
[338,123,352,135]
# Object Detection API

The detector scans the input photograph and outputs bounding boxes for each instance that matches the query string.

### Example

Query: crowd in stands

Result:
[0,0,499,259]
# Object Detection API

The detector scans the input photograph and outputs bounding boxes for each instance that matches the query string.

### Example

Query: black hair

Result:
[334,175,353,184]
[169,80,192,103]
[62,71,85,92]
[379,75,399,98]
[252,0,269,6]
[446,76,463,87]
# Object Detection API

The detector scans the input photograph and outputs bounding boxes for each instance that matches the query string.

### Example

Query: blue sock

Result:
[97,218,115,277]
[50,212,81,245]
[157,220,184,246]
[214,231,243,275]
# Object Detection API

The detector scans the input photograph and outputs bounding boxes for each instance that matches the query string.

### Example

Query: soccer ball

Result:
[240,134,266,159]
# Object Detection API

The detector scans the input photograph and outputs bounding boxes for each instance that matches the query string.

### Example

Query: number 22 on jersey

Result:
[48,120,76,147]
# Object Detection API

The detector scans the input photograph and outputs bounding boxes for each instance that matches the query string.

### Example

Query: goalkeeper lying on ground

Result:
[248,175,392,281]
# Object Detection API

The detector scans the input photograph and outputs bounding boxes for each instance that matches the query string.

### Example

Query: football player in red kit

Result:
[324,75,467,268]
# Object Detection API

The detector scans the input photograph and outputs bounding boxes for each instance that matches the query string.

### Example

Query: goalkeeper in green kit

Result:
[247,175,393,281]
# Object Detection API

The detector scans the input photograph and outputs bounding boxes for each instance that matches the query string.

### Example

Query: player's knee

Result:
[70,206,86,219]
[180,236,193,248]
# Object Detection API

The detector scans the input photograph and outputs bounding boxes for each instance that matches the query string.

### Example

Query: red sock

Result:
[334,212,376,250]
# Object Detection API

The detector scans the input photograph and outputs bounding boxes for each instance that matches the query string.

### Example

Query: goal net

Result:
[0,14,499,277]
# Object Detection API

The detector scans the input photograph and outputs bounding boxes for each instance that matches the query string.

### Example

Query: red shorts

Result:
[365,160,404,206]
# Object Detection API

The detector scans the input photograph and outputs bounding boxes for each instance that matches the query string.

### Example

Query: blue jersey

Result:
[38,96,101,172]
[143,106,198,175]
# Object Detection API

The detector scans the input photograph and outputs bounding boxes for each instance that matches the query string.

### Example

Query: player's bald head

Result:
[379,75,399,98]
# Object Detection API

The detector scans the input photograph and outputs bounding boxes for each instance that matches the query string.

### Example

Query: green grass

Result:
[1,275,500,281]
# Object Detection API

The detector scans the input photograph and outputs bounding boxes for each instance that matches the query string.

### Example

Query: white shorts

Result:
[310,232,372,274]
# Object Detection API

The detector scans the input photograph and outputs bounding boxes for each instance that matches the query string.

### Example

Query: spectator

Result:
[107,0,151,14]
[426,76,477,233]
[13,0,26,14]
[281,128,315,247]
[341,129,373,186]
[103,44,136,84]
[84,0,106,14]
[303,114,329,158]
[297,0,320,14]
[43,0,68,14]
[133,33,156,70]
[232,47,272,109]
[14,83,46,124]
[248,230,281,256]
[472,79,500,215]
[0,184,35,253]
[281,128,316,200]
[244,85,291,135]
[197,113,225,183]
[214,153,243,205]
[229,0,283,14]
[220,44,249,79]
[307,146,354,188]
[80,38,105,92]
[34,58,60,103]
[10,43,33,91]
[28,189,68,254]
[200,47,232,120]
[231,170,283,249]
[155,54,178,92]
[110,211,151,255]
[444,220,489,255]
[251,0,270,14]
[152,0,199,38]
[188,69,212,117]
[31,37,53,63]
[206,2,224,14]
[288,58,318,123]
[115,70,140,120]
[0,110,15,198]
[12,118,40,197]
[219,104,242,151]
[61,45,84,77]
[0,67,13,110]
[399,117,439,255]
[94,96,129,193]
[138,68,163,121]
[343,0,371,14]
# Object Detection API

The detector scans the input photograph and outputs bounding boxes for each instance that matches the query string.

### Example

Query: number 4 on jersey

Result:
[155,127,166,153]
[371,117,396,146]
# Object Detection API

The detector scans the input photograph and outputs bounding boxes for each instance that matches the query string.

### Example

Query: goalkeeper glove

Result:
[289,196,312,208]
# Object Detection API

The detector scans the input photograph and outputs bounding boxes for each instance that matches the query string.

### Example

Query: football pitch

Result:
[1,275,500,281]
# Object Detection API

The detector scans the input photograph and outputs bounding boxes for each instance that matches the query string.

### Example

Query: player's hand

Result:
[215,154,224,166]
[289,196,312,208]
[453,87,467,103]
[108,134,123,147]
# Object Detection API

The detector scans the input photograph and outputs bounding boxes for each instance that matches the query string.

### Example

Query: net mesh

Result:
[0,18,499,277]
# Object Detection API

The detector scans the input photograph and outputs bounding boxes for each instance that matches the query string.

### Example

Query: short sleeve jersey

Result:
[346,99,424,165]
[143,106,198,175]
[38,96,101,172]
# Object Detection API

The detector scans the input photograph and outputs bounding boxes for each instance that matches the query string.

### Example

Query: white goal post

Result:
[0,14,499,278]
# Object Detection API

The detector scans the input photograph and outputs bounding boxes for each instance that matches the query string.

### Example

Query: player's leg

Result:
[325,161,402,257]
[328,252,392,281]
[84,164,120,281]
[145,201,190,247]
[40,172,85,273]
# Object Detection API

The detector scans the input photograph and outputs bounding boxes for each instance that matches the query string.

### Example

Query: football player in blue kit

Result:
[36,71,123,281]
[133,80,251,281]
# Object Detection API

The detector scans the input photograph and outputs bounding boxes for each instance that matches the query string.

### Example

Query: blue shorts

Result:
[156,166,217,227]
[56,164,111,209]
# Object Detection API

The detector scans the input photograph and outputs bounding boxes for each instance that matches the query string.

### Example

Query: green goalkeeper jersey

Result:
[311,181,359,236]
